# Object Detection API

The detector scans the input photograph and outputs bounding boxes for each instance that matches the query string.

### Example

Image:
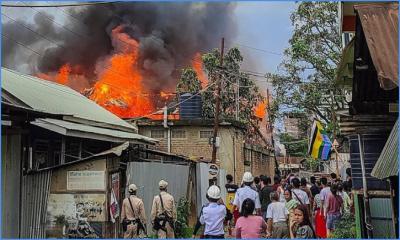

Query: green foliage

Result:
[303,157,319,172]
[201,47,263,125]
[279,133,308,157]
[271,2,345,127]
[176,68,202,94]
[330,212,356,238]
[175,197,191,238]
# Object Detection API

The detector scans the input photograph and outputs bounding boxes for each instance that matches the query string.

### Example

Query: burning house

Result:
[2,2,237,120]
[1,68,158,238]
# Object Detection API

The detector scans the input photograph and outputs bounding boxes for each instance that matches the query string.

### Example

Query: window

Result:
[199,130,213,139]
[172,130,186,139]
[151,130,165,138]
[243,148,251,166]
[34,139,49,169]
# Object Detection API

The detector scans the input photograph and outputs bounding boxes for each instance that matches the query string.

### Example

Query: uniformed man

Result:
[121,184,147,238]
[150,180,176,238]
[233,172,262,215]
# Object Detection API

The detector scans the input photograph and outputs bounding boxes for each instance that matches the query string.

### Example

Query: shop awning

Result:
[31,118,156,144]
[354,3,398,90]
[336,38,354,88]
[371,119,398,179]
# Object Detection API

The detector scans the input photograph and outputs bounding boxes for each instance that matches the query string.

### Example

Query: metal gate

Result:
[126,161,190,233]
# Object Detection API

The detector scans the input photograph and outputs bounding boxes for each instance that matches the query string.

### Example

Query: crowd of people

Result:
[119,171,353,239]
[194,171,353,239]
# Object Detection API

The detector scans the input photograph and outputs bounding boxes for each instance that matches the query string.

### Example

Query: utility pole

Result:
[211,37,224,164]
[330,92,340,177]
[235,76,239,120]
[266,89,279,176]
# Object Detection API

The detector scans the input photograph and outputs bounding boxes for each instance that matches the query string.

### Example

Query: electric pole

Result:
[266,89,279,175]
[211,37,224,164]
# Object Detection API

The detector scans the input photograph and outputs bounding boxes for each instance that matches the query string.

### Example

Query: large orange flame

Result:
[192,53,208,88]
[254,99,267,120]
[35,26,203,120]
[89,26,154,118]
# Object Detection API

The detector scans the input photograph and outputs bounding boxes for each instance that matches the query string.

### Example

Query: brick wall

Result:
[138,124,274,185]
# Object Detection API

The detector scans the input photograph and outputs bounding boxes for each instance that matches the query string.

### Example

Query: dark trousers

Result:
[204,234,224,239]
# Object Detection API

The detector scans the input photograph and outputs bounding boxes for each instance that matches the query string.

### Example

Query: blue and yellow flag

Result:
[308,120,332,160]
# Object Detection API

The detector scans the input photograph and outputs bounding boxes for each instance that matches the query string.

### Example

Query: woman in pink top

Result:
[235,198,267,238]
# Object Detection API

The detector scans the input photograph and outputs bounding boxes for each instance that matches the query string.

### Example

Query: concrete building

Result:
[134,119,275,182]
[283,116,301,139]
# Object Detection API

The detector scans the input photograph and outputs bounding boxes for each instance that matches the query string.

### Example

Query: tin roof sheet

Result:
[1,68,136,131]
[31,118,156,144]
[371,119,398,179]
[354,3,398,90]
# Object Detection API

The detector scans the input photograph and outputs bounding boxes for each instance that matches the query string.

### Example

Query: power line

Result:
[3,30,219,119]
[1,1,118,7]
[1,13,146,92]
[226,40,283,56]
[2,32,42,56]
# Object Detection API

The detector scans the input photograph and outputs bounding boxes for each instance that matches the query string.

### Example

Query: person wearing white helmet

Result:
[192,185,232,239]
[233,172,262,216]
[150,180,176,238]
[121,183,147,238]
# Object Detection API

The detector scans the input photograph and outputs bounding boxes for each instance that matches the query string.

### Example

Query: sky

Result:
[2,1,296,131]
[233,1,296,92]
[1,1,296,87]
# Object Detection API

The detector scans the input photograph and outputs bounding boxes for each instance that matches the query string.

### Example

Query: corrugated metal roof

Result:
[371,119,398,179]
[354,3,398,90]
[336,37,354,87]
[1,68,136,131]
[31,118,156,144]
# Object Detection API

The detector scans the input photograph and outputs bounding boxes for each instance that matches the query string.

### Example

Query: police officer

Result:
[150,180,176,238]
[121,184,147,238]
[192,185,229,239]
[233,172,262,215]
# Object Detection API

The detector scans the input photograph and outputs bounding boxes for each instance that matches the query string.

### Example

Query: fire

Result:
[192,52,208,88]
[254,99,267,119]
[35,26,205,119]
[36,63,71,85]
[56,64,71,84]
[160,91,175,99]
[89,26,153,118]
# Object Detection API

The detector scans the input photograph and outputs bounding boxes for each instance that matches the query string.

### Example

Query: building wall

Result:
[50,159,107,193]
[47,158,109,238]
[247,147,274,179]
[139,124,273,184]
[1,133,22,238]
[283,117,301,139]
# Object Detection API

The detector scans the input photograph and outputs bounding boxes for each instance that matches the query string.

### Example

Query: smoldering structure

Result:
[2,2,236,117]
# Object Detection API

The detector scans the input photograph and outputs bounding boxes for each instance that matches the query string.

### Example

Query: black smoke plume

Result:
[2,2,237,93]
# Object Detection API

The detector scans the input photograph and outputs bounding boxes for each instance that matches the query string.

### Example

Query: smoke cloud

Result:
[2,2,237,93]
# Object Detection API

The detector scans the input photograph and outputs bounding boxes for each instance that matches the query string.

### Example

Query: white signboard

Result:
[67,171,105,191]
[208,164,219,177]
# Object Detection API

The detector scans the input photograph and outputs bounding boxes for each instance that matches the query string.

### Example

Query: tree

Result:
[175,47,266,144]
[279,133,308,157]
[271,2,346,130]
[201,47,263,124]
[176,68,201,94]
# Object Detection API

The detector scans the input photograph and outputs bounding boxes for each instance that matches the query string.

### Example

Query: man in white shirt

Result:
[233,172,261,215]
[291,178,310,213]
[266,192,289,238]
[319,177,331,217]
[192,185,227,238]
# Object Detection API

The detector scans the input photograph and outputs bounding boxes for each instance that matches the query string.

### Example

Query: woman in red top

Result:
[324,184,343,236]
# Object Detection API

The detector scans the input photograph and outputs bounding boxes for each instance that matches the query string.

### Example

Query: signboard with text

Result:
[67,171,105,191]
